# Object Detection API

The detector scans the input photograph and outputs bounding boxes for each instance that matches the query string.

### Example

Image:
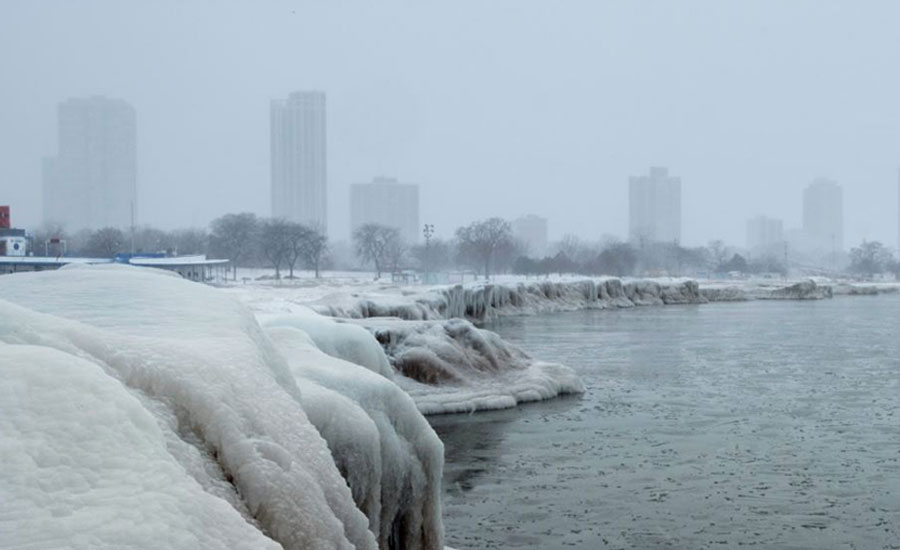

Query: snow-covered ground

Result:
[1,265,443,550]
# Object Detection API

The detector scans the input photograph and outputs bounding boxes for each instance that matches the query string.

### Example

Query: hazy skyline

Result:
[2,1,899,247]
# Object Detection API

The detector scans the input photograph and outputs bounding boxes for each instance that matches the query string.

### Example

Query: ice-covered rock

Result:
[700,286,750,302]
[0,266,444,550]
[311,278,705,323]
[354,317,584,415]
[700,279,843,302]
[760,279,832,300]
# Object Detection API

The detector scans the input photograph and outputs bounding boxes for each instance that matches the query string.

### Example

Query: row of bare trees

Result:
[350,217,518,280]
[209,213,327,280]
[51,214,900,281]
[31,213,329,281]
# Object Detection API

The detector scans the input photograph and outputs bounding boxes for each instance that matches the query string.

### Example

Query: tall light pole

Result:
[423,223,435,284]
[783,240,789,280]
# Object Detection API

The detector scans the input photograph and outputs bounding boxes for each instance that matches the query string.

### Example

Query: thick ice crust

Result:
[0,266,444,550]
[310,278,706,322]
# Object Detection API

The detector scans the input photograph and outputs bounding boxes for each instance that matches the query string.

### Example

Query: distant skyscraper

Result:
[628,166,682,244]
[802,178,843,252]
[43,96,137,230]
[746,215,784,251]
[512,214,549,257]
[270,91,327,230]
[349,177,420,243]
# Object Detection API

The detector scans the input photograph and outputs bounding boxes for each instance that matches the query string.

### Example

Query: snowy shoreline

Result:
[5,267,899,550]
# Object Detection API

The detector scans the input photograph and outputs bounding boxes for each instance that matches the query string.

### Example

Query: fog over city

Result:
[9,4,900,550]
[2,0,900,246]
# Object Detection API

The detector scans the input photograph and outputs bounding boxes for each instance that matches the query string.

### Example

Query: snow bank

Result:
[0,343,283,550]
[354,317,584,415]
[310,278,705,322]
[265,326,443,550]
[262,309,395,379]
[0,266,443,550]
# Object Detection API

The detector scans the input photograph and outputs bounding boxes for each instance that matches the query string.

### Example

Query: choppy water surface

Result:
[431,296,900,549]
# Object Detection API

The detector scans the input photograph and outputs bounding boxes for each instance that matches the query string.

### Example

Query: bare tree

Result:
[385,235,407,275]
[133,226,174,255]
[259,218,292,279]
[556,233,584,262]
[171,228,209,256]
[282,223,328,279]
[707,239,729,272]
[455,217,513,280]
[593,242,638,276]
[84,227,126,258]
[411,238,451,272]
[353,223,401,279]
[848,240,893,279]
[30,223,67,257]
[301,226,328,279]
[284,222,309,279]
[210,213,259,281]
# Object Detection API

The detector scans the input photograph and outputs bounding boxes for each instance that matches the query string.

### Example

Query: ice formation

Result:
[264,326,443,549]
[0,265,443,550]
[310,278,706,322]
[356,317,584,414]
[0,343,283,550]
[240,278,704,415]
[262,310,394,379]
[700,278,840,302]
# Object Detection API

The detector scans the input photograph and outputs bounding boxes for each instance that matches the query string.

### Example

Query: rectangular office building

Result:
[271,91,327,230]
[43,96,137,230]
[350,177,420,243]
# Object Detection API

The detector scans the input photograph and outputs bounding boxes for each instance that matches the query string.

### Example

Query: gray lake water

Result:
[430,295,900,550]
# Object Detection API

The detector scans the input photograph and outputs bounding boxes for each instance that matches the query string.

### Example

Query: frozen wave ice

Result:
[0,265,444,550]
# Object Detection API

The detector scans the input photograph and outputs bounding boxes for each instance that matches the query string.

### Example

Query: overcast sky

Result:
[1,1,899,247]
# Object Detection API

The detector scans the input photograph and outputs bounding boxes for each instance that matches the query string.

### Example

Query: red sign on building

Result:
[0,206,9,229]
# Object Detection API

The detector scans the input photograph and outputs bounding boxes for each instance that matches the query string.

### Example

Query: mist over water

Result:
[434,297,900,549]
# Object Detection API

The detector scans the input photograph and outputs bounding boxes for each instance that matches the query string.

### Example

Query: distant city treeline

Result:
[29,214,900,281]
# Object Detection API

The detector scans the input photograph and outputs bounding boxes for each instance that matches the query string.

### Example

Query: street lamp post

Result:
[423,224,435,284]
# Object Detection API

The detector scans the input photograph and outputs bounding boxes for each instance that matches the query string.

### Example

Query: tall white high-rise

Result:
[802,178,843,252]
[349,177,419,243]
[42,96,137,230]
[270,91,327,230]
[512,214,549,257]
[628,166,682,245]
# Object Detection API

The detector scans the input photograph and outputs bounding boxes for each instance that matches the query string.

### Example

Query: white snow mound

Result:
[0,265,444,550]
[0,343,282,550]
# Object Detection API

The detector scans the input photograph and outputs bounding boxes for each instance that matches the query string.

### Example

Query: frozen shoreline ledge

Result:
[309,277,707,323]
[279,278,707,415]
